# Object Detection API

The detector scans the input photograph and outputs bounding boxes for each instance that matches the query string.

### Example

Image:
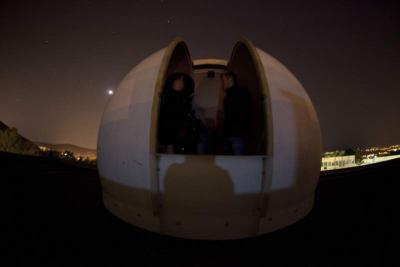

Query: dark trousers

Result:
[224,136,246,155]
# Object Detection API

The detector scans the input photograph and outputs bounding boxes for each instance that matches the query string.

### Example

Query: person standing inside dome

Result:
[158,72,199,154]
[220,71,252,155]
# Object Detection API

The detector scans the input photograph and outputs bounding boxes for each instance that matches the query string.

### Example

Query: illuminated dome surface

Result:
[97,38,322,240]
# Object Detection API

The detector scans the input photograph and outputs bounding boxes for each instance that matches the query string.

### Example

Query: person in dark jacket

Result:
[158,72,198,154]
[220,71,252,155]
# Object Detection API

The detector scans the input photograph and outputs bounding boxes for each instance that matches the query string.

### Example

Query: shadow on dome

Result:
[163,155,233,215]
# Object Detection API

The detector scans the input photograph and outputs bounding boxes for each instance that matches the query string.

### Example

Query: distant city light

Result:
[107,89,114,96]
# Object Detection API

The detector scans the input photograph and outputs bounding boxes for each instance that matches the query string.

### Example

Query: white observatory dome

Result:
[97,38,322,240]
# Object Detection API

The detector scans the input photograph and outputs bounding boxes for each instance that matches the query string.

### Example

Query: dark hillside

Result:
[0,121,40,155]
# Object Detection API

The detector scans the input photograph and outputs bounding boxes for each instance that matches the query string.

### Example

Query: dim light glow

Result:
[107,89,114,96]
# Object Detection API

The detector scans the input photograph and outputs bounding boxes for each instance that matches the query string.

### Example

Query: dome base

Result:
[101,184,314,240]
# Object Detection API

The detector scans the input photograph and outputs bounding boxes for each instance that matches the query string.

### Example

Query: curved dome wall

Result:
[97,38,322,240]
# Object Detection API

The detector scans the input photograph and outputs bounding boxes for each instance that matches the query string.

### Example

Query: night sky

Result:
[1,0,399,150]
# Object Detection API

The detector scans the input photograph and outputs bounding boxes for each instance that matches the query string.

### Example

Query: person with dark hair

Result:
[220,71,252,155]
[158,72,200,154]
